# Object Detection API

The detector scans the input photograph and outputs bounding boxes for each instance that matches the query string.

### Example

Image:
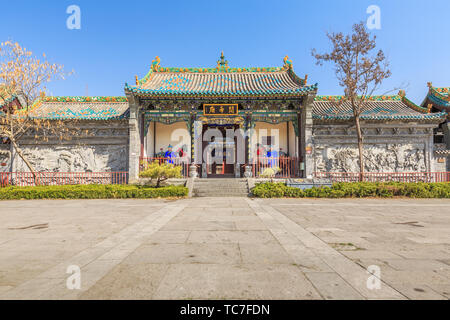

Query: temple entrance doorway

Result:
[202,124,239,178]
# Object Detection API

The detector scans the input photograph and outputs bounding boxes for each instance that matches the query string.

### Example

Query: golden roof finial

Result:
[135,75,139,86]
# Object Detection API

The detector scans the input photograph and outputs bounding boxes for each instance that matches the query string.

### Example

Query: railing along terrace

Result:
[140,157,190,178]
[252,157,301,178]
[315,172,450,183]
[0,172,128,187]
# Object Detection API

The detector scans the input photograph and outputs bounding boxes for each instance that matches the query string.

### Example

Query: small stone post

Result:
[302,93,315,179]
[127,94,140,183]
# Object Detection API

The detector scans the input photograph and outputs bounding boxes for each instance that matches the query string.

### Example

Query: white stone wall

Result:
[433,155,448,172]
[433,143,450,172]
[312,123,437,173]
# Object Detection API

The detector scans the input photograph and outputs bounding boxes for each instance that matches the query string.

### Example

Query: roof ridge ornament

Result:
[216,51,229,72]
[151,56,161,72]
[283,55,293,70]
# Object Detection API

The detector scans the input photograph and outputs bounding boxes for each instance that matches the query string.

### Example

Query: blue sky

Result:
[1,0,449,103]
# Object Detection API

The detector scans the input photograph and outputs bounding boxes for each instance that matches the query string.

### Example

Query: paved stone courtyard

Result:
[0,197,449,300]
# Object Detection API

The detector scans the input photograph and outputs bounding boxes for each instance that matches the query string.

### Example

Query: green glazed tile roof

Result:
[423,86,450,110]
[24,97,129,120]
[313,95,447,121]
[125,54,316,98]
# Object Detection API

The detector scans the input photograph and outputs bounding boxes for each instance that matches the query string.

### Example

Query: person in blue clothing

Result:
[267,145,279,168]
[164,145,177,164]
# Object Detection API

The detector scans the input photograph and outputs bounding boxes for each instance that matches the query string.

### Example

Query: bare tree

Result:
[0,41,76,184]
[312,22,391,180]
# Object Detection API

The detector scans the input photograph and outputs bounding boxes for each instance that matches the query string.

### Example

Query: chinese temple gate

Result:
[125,53,317,181]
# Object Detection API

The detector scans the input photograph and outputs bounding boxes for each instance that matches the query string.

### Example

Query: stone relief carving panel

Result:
[314,143,427,172]
[16,145,128,172]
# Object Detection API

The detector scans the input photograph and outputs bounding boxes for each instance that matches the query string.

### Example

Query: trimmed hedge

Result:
[0,184,188,200]
[252,182,450,198]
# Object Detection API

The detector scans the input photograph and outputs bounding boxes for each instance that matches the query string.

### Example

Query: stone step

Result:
[194,185,246,187]
[193,185,248,189]
[192,179,249,197]
[195,182,247,186]
[194,189,248,192]
[194,183,247,187]
[194,192,249,197]
[195,178,247,183]
[194,184,248,187]
[194,181,247,184]
[194,184,247,186]
[194,186,248,189]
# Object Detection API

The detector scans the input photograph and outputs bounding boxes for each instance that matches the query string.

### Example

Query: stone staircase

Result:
[192,178,249,197]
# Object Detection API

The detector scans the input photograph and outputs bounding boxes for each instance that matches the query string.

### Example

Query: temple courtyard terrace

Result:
[0,197,449,300]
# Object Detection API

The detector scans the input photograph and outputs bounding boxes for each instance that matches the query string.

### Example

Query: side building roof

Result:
[313,93,447,122]
[22,96,129,120]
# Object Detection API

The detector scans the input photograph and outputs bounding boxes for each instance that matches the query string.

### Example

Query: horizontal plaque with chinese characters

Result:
[203,104,238,116]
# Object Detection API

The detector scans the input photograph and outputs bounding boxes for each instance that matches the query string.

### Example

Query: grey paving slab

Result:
[0,197,449,300]
[247,199,406,300]
[187,230,277,244]
[383,259,449,271]
[386,284,447,300]
[162,220,236,231]
[305,272,364,300]
[426,284,450,299]
[123,243,241,265]
[144,231,190,244]
[153,264,321,300]
[80,263,169,300]
[0,201,186,300]
[239,243,294,264]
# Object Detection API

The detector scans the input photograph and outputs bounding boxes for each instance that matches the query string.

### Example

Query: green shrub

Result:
[251,182,450,199]
[252,182,287,198]
[0,184,188,200]
[139,162,182,187]
[285,186,305,198]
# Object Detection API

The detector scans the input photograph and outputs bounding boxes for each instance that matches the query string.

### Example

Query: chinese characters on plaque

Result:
[203,104,239,116]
